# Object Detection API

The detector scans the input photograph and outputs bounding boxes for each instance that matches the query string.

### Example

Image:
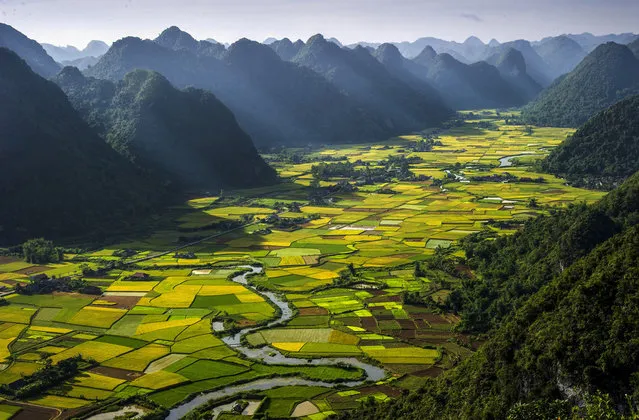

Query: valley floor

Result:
[0,110,604,420]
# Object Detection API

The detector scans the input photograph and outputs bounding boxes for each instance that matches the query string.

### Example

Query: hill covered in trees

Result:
[337,170,639,420]
[522,42,639,127]
[0,48,163,244]
[541,95,639,189]
[55,67,276,189]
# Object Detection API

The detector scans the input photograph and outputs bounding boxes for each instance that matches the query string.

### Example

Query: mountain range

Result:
[42,40,110,62]
[85,27,451,147]
[290,34,451,130]
[348,32,638,86]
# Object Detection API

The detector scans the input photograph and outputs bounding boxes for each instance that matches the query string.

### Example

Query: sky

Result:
[1,0,638,48]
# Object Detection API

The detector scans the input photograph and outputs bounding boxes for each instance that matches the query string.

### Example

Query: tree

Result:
[22,238,63,264]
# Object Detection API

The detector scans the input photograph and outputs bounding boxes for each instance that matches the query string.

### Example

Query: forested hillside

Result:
[522,42,639,127]
[541,95,639,189]
[337,171,639,419]
[55,67,276,189]
[0,48,163,244]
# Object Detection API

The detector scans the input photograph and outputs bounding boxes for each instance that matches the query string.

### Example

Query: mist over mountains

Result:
[2,21,637,146]
[83,27,451,147]
[42,40,110,62]
[2,21,639,198]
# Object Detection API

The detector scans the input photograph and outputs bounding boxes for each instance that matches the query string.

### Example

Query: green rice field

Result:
[0,111,605,419]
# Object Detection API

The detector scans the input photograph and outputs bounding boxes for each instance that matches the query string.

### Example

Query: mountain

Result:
[0,48,162,244]
[55,67,276,189]
[373,43,453,103]
[485,47,542,101]
[87,32,393,147]
[409,47,526,109]
[567,32,639,52]
[0,23,60,77]
[154,25,199,53]
[291,34,452,131]
[338,169,639,420]
[83,40,110,57]
[61,55,100,70]
[41,43,81,61]
[533,35,587,77]
[363,36,490,61]
[155,26,225,58]
[522,42,639,127]
[484,40,553,86]
[43,40,110,62]
[268,38,304,61]
[220,38,396,145]
[85,36,206,86]
[541,95,639,189]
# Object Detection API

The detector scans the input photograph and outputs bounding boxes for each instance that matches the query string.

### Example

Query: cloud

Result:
[460,13,482,23]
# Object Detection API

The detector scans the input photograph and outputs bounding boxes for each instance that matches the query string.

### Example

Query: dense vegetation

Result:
[22,238,64,264]
[0,48,164,244]
[541,95,639,189]
[337,171,639,420]
[15,275,101,296]
[522,42,639,127]
[55,66,276,189]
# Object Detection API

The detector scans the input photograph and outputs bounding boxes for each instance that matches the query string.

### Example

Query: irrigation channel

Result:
[162,265,387,420]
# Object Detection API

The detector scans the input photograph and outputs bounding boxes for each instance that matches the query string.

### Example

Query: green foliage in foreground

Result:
[336,172,639,419]
[541,95,639,190]
[452,170,639,334]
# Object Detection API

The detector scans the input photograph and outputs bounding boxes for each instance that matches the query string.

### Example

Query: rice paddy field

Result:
[0,111,605,419]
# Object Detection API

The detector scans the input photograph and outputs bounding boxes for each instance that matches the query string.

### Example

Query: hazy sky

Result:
[1,0,638,47]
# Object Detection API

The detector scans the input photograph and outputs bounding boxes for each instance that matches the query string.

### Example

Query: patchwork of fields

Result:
[0,111,605,419]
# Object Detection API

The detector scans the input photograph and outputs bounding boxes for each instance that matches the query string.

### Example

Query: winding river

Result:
[165,266,386,420]
[498,153,538,167]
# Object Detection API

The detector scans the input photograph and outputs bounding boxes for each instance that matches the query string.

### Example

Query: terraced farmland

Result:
[0,111,605,419]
